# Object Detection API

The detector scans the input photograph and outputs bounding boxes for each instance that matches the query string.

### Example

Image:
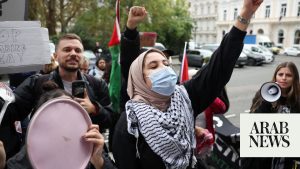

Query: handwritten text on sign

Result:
[0,29,26,64]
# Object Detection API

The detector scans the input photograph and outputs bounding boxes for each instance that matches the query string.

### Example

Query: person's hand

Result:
[195,126,206,137]
[194,127,214,158]
[0,141,6,169]
[240,0,264,20]
[235,0,263,31]
[74,89,97,115]
[127,6,147,30]
[83,125,105,169]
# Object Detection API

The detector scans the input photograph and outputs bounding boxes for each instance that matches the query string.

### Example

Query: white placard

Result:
[240,114,300,157]
[0,21,40,28]
[0,21,51,74]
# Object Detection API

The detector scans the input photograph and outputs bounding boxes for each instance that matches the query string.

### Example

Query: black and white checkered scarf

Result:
[126,85,196,169]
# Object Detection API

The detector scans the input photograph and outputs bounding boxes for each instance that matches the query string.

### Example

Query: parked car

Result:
[236,52,248,67]
[283,47,300,57]
[199,49,213,64]
[200,43,219,52]
[201,43,247,67]
[243,44,265,66]
[179,49,204,68]
[257,45,274,63]
[83,50,97,70]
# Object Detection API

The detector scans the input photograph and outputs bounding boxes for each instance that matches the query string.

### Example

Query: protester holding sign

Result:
[6,81,116,169]
[0,33,113,160]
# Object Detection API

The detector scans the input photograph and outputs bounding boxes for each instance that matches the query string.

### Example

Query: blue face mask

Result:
[148,67,177,96]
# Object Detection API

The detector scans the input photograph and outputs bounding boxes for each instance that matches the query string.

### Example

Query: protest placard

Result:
[0,21,51,74]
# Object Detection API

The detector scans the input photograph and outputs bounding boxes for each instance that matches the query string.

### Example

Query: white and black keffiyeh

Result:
[126,85,196,169]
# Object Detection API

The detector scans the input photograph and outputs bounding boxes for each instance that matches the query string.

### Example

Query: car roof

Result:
[83,50,96,59]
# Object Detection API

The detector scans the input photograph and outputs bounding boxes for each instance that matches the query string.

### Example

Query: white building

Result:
[188,0,219,46]
[189,0,300,48]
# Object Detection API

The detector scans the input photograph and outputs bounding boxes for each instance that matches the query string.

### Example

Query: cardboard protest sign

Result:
[0,21,51,74]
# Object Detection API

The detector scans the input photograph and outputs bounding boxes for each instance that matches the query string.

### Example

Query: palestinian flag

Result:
[180,42,189,83]
[108,0,121,112]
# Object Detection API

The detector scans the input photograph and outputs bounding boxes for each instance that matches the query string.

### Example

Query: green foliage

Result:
[28,0,98,35]
[135,0,193,54]
[70,3,115,50]
[30,0,193,52]
[70,0,192,53]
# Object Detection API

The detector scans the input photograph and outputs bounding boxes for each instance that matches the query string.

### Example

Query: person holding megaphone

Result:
[242,62,300,169]
[250,61,300,113]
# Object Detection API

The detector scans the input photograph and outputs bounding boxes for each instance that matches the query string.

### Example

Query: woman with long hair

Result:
[250,61,300,113]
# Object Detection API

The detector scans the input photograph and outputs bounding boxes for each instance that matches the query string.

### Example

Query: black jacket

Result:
[113,26,246,169]
[1,68,113,159]
[6,145,117,169]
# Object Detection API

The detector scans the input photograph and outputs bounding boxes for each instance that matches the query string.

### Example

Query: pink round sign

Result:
[26,98,93,169]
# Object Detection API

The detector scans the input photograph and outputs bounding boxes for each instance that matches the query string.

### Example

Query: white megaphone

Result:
[260,82,281,102]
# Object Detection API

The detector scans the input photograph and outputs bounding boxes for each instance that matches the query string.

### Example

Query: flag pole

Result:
[180,42,189,83]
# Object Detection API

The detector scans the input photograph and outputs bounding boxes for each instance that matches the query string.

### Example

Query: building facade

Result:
[189,0,300,48]
[188,0,219,46]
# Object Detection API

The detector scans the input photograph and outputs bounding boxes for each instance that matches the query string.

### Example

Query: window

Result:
[234,8,238,20]
[223,10,227,21]
[295,30,300,44]
[251,47,259,52]
[280,4,287,17]
[278,30,284,44]
[297,2,300,16]
[265,5,271,18]
[258,29,264,34]
[208,5,211,14]
[187,50,200,55]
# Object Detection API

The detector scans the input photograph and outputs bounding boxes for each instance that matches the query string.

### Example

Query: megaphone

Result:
[260,82,281,102]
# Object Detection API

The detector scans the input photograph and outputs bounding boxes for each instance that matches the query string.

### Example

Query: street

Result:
[172,54,300,127]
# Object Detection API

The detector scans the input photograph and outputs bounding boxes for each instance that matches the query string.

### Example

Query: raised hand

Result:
[241,0,264,20]
[235,0,264,31]
[127,6,148,30]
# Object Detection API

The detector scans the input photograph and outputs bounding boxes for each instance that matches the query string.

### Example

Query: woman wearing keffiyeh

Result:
[113,1,263,169]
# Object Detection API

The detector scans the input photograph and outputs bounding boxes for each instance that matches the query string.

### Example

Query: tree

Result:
[136,0,193,54]
[71,0,192,54]
[28,0,97,36]
[70,2,115,50]
[28,0,192,52]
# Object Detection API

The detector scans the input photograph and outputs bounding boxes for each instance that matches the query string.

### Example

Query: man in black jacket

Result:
[0,33,113,160]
